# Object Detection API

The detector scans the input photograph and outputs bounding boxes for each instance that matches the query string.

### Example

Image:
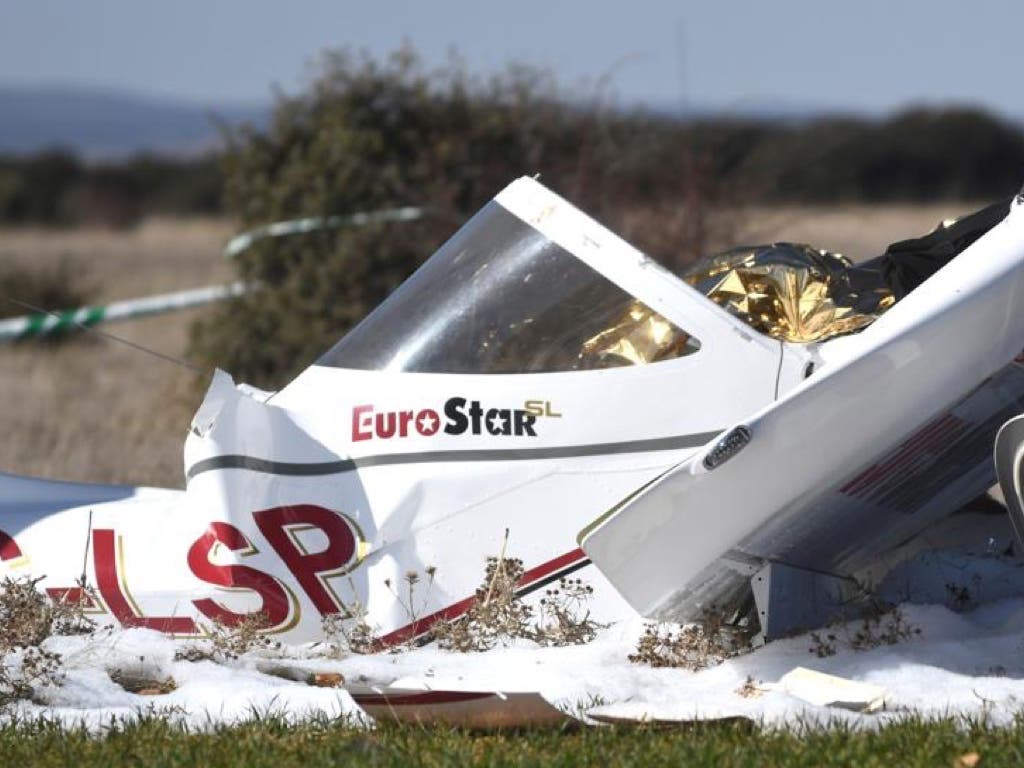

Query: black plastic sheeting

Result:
[862,196,1014,300]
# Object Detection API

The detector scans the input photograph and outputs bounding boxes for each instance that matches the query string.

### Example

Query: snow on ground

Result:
[8,595,1024,730]
[6,628,368,729]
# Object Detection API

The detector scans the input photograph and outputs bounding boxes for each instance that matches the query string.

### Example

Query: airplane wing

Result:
[580,195,1024,623]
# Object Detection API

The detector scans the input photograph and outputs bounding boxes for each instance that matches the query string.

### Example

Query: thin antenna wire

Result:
[81,509,93,584]
[4,296,205,375]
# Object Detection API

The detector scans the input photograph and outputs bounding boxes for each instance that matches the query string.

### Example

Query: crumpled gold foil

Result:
[683,243,895,343]
[579,302,697,366]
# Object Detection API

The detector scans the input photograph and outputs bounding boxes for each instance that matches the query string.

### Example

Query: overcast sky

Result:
[1,0,1020,116]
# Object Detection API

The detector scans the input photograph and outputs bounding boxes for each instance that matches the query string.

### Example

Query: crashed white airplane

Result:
[2,177,1024,648]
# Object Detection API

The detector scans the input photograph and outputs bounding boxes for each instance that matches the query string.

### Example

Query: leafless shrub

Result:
[50,577,100,636]
[0,576,96,705]
[206,612,281,660]
[318,551,601,656]
[176,612,280,662]
[808,606,920,657]
[432,531,603,652]
[809,630,838,658]
[0,646,62,706]
[0,577,54,649]
[629,612,749,670]
[846,607,920,651]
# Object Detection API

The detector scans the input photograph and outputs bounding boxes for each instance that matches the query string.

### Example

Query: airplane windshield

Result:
[319,201,699,374]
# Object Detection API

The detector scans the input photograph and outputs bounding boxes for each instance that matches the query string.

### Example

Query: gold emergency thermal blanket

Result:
[683,243,895,343]
[579,302,696,366]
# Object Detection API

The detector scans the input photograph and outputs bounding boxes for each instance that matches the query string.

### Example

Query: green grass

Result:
[0,716,1022,767]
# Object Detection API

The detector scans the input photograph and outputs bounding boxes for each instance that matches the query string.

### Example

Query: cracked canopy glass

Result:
[319,202,698,374]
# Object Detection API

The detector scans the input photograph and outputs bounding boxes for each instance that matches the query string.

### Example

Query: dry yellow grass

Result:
[0,218,234,488]
[0,202,981,489]
[731,202,976,263]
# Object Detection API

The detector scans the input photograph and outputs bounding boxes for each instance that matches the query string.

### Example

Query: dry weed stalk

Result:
[320,570,445,656]
[321,590,377,656]
[534,577,603,647]
[629,612,748,671]
[383,566,438,634]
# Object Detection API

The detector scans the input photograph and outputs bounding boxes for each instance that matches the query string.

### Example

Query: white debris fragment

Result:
[776,667,886,713]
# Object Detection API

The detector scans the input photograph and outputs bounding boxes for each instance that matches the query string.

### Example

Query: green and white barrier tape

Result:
[223,206,425,258]
[1,205,425,342]
[0,282,247,342]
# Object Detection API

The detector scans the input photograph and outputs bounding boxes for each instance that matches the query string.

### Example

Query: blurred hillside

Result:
[0,85,265,158]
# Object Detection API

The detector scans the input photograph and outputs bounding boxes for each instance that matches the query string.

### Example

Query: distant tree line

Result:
[0,104,1021,231]
[0,151,221,227]
[732,108,1024,202]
